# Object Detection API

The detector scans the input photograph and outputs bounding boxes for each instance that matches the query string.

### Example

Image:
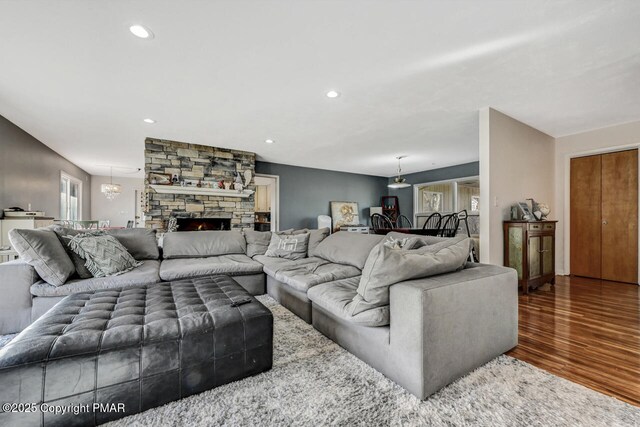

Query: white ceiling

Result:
[1,1,639,178]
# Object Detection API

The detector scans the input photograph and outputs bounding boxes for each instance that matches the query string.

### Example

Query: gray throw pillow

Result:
[106,228,160,260]
[244,230,272,257]
[312,232,384,270]
[8,228,75,286]
[347,236,471,316]
[162,231,247,259]
[67,232,143,278]
[308,228,331,256]
[265,232,310,260]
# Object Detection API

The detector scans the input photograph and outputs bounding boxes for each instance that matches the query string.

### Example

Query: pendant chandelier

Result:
[387,156,411,189]
[101,167,122,200]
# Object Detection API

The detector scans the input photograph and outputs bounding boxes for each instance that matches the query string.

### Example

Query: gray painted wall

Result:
[0,115,91,219]
[255,161,388,230]
[387,162,479,218]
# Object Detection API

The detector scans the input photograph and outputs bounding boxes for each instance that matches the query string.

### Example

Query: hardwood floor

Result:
[507,275,640,406]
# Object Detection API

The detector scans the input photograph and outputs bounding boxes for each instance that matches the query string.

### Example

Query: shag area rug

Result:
[2,296,638,426]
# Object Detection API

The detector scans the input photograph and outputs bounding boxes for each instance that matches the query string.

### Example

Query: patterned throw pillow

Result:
[49,226,93,279]
[66,232,143,278]
[58,234,94,279]
[264,232,310,260]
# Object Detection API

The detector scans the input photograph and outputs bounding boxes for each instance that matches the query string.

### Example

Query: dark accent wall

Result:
[0,115,91,219]
[255,161,388,230]
[387,162,479,217]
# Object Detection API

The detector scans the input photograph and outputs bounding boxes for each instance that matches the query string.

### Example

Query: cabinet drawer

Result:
[528,223,542,231]
[543,223,555,230]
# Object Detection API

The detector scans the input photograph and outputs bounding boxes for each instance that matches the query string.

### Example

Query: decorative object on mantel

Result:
[234,172,244,187]
[166,217,178,232]
[387,156,411,189]
[101,167,122,200]
[149,172,172,185]
[244,170,253,186]
[149,185,255,198]
[224,181,232,190]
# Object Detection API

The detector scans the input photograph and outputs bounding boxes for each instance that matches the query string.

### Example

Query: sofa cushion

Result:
[244,230,272,257]
[67,232,143,277]
[253,255,308,278]
[307,277,389,327]
[30,260,161,297]
[159,254,264,281]
[312,232,384,270]
[106,228,160,260]
[162,231,247,259]
[8,228,75,286]
[264,232,310,260]
[273,260,361,293]
[348,236,471,316]
[308,228,331,256]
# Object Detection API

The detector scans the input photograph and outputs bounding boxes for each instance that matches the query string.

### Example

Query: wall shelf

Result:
[149,185,254,198]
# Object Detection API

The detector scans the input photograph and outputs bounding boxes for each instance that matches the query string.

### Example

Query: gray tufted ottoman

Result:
[0,275,273,426]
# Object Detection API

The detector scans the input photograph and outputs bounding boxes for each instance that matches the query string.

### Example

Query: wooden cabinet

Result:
[504,220,557,293]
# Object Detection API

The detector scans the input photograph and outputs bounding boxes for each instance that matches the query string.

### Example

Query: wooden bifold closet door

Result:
[570,149,638,284]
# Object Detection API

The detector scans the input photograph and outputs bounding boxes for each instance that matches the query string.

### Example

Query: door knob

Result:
[602,220,608,225]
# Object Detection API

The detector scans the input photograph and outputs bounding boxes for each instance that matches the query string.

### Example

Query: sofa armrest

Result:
[388,263,518,399]
[0,260,39,334]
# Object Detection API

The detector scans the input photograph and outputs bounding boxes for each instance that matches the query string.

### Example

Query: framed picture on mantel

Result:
[149,173,172,185]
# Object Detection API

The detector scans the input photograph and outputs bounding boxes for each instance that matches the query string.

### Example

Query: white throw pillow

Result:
[264,232,310,260]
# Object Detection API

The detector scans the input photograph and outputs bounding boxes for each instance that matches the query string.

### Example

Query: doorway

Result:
[570,149,638,284]
[254,174,279,232]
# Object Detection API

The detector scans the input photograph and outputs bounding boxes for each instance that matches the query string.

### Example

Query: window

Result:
[60,172,82,220]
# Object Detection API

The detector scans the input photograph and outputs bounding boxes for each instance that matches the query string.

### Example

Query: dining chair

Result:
[396,214,413,228]
[371,213,394,232]
[438,213,460,238]
[421,212,442,231]
[457,209,479,262]
[126,220,134,228]
[98,220,110,229]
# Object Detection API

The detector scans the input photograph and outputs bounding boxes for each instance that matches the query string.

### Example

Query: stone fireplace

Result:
[144,138,255,232]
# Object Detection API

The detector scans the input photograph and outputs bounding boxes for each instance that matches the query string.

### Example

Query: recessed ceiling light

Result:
[326,90,340,98]
[143,118,156,124]
[129,25,153,39]
[265,139,274,144]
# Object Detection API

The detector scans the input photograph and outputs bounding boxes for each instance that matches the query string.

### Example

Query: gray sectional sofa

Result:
[0,226,518,400]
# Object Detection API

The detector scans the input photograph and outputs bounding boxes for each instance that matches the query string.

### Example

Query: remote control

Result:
[230,298,252,307]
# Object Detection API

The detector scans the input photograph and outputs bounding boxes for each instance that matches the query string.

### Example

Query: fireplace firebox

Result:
[176,218,231,231]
